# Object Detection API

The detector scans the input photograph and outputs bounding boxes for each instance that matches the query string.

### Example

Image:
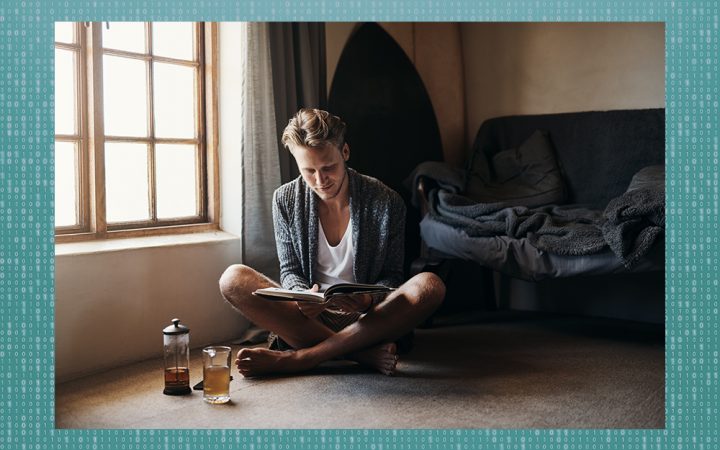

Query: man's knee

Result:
[405,271,446,309]
[219,264,256,303]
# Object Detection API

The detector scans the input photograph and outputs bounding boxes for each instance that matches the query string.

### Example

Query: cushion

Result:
[626,165,664,192]
[464,130,567,208]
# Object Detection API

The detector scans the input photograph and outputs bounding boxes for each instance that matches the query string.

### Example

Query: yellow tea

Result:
[203,365,230,403]
[163,367,190,395]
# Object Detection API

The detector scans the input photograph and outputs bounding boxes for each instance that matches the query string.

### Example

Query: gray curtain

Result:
[238,22,282,278]
[268,23,327,184]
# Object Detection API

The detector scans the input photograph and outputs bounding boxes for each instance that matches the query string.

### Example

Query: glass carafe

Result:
[162,318,191,395]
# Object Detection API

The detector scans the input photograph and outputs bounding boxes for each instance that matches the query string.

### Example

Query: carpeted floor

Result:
[55,314,664,429]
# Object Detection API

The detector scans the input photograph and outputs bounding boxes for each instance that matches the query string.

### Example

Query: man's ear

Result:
[342,143,350,161]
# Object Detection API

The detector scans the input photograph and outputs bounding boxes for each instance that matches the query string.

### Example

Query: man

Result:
[219,108,445,377]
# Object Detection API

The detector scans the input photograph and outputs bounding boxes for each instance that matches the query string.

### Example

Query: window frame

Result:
[55,22,219,243]
[54,23,91,235]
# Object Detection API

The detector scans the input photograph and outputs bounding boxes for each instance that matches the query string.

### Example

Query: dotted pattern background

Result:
[0,0,717,449]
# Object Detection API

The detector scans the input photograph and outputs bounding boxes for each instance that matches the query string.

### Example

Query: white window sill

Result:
[55,231,240,256]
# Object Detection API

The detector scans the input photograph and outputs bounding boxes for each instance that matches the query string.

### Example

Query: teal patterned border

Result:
[1,0,717,449]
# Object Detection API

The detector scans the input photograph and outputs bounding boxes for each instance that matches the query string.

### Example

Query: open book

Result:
[253,283,394,304]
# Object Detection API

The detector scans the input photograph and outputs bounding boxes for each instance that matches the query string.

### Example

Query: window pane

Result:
[154,63,195,139]
[156,144,198,219]
[55,141,78,227]
[103,55,148,137]
[152,22,194,60]
[105,143,149,223]
[55,49,76,135]
[55,22,75,44]
[102,22,146,53]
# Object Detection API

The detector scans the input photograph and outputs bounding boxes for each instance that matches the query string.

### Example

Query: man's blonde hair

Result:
[281,108,347,151]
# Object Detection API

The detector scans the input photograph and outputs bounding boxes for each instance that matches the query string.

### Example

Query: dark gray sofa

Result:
[411,109,665,321]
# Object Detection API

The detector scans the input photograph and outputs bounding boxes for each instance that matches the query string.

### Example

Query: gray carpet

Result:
[55,315,664,429]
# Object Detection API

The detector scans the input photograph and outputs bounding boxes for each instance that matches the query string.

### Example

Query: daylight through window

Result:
[54,22,216,241]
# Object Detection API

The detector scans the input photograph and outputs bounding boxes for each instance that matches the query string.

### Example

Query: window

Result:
[54,22,218,242]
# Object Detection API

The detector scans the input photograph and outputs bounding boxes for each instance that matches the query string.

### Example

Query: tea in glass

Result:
[202,346,231,404]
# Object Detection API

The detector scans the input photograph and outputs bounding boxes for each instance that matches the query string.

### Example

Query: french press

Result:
[162,318,191,395]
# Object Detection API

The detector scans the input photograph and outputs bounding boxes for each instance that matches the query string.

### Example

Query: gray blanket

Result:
[601,187,665,268]
[428,186,664,269]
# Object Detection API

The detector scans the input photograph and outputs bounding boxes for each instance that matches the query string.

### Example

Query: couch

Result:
[410,109,665,321]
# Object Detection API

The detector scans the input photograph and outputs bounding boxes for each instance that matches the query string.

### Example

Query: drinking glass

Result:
[202,346,231,404]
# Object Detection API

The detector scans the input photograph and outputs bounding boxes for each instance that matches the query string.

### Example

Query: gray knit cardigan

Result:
[272,167,406,291]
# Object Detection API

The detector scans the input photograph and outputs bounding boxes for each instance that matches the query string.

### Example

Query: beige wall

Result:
[328,22,664,166]
[414,24,466,167]
[326,23,466,166]
[55,238,247,382]
[461,22,665,151]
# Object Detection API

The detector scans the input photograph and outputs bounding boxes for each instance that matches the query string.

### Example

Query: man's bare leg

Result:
[219,264,335,347]
[229,271,445,377]
[219,264,404,374]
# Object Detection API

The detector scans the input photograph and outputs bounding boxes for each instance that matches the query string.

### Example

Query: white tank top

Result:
[315,217,355,291]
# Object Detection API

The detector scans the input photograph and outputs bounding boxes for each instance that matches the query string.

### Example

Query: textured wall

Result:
[328,22,664,166]
[461,22,665,152]
[55,238,248,382]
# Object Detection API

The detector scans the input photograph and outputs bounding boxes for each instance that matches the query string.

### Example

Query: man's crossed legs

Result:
[218,265,445,377]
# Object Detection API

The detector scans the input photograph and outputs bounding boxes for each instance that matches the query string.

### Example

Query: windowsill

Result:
[55,230,240,256]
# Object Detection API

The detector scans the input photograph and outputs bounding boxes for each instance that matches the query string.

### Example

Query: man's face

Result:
[291,143,350,201]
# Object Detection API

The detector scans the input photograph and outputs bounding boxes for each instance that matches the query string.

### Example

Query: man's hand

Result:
[331,293,373,314]
[296,284,327,319]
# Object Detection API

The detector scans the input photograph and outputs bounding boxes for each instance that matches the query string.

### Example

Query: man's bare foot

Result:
[348,342,399,376]
[235,343,398,377]
[235,347,317,378]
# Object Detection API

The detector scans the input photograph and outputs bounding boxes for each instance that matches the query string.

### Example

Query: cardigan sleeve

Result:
[272,188,311,291]
[373,193,406,288]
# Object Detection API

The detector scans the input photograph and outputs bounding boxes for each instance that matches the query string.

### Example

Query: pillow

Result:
[464,130,567,208]
[626,165,664,192]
